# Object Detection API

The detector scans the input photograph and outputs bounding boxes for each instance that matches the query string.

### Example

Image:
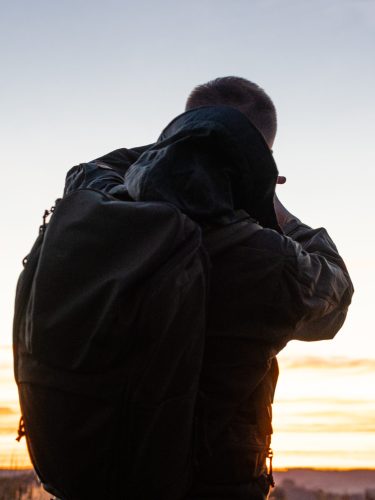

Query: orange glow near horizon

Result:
[1,346,374,470]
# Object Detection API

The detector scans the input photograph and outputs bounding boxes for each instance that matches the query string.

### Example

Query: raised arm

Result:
[271,193,354,342]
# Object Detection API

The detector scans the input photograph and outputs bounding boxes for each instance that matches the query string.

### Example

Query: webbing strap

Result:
[203,218,262,257]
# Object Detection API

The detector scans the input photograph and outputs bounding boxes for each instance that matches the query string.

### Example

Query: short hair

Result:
[185,76,277,146]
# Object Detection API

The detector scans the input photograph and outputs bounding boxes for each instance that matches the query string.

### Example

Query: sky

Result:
[1,0,374,469]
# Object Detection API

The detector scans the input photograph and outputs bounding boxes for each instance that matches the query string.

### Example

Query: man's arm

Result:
[63,145,151,196]
[271,194,354,342]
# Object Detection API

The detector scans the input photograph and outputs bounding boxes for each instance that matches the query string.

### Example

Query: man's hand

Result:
[274,177,296,229]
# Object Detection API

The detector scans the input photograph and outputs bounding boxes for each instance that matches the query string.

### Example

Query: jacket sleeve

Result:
[274,217,354,342]
[63,162,128,197]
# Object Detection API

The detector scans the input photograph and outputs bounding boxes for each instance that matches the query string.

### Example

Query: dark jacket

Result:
[65,106,353,496]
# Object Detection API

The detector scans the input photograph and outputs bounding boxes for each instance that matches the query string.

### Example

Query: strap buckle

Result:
[267,448,275,487]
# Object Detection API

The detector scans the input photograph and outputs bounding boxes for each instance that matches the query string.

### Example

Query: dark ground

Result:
[1,469,375,499]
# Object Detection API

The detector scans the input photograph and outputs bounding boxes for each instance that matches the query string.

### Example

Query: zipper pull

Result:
[16,416,26,442]
[39,205,56,234]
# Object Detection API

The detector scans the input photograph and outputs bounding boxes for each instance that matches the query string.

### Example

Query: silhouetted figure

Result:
[14,77,353,500]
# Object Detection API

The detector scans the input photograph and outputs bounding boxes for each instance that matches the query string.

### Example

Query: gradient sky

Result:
[1,0,374,468]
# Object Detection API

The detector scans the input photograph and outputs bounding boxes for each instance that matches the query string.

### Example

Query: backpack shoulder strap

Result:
[203,218,262,257]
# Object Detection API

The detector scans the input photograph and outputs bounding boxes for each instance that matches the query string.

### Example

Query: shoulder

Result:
[92,145,153,174]
[229,226,299,260]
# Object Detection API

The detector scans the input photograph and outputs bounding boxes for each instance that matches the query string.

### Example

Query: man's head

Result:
[185,76,277,148]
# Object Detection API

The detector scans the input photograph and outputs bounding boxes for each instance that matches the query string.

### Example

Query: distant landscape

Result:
[1,468,375,500]
[0,469,49,500]
[272,469,375,499]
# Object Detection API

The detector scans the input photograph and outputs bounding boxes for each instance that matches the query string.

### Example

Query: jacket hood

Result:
[125,106,281,230]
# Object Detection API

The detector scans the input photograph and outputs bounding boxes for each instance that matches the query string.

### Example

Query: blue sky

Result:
[1,0,375,360]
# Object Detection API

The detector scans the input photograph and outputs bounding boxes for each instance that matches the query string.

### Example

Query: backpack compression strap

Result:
[203,218,262,258]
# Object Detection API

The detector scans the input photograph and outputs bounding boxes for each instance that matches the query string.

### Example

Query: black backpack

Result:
[13,184,260,500]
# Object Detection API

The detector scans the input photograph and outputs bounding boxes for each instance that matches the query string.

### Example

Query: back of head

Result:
[185,76,277,147]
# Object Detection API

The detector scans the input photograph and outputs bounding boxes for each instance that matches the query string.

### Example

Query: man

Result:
[66,77,353,499]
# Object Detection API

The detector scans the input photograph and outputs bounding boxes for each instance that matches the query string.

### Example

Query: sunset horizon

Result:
[2,344,374,471]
